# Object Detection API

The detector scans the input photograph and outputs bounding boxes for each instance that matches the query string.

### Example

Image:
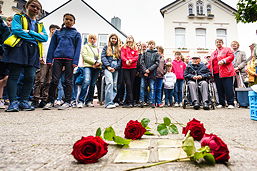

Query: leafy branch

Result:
[157,117,179,135]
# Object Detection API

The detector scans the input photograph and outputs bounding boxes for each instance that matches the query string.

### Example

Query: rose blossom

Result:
[71,136,108,164]
[182,118,206,141]
[201,134,230,162]
[124,120,146,140]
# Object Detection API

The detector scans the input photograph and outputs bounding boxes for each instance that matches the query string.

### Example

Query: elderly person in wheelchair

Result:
[184,56,211,110]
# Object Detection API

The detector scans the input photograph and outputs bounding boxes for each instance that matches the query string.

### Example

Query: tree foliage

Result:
[235,0,257,23]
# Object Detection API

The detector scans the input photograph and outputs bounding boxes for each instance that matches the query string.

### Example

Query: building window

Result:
[175,28,186,48]
[0,1,3,14]
[216,29,227,46]
[188,4,193,15]
[82,33,89,45]
[196,28,206,48]
[207,4,211,15]
[196,0,204,15]
[98,34,108,48]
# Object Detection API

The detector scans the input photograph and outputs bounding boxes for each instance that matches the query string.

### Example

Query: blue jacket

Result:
[11,14,48,44]
[101,45,121,70]
[46,27,82,65]
[184,63,211,81]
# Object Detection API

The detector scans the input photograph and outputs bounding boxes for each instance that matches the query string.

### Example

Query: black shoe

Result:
[31,100,39,108]
[203,102,210,110]
[122,104,131,108]
[151,104,155,108]
[139,102,144,108]
[193,102,200,110]
[38,101,47,108]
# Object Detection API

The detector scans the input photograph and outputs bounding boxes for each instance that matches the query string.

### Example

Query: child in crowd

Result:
[101,34,121,109]
[3,0,48,112]
[32,24,60,108]
[163,62,176,107]
[139,40,160,108]
[77,34,101,108]
[0,17,11,109]
[121,35,138,108]
[155,46,166,107]
[44,13,82,110]
[172,51,186,107]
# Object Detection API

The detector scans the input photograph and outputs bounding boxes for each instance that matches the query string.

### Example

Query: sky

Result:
[39,0,256,54]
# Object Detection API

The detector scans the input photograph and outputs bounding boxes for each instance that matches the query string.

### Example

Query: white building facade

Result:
[160,0,238,58]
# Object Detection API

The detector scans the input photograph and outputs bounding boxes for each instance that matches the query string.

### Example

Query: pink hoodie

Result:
[172,59,186,79]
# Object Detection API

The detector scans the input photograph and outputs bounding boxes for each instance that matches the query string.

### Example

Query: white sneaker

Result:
[77,102,83,108]
[174,103,179,107]
[0,99,5,109]
[106,104,116,109]
[58,102,71,110]
[55,100,63,106]
[227,105,235,109]
[179,103,183,107]
[71,101,77,108]
[114,103,119,107]
[216,105,225,109]
[86,102,94,107]
[43,102,54,110]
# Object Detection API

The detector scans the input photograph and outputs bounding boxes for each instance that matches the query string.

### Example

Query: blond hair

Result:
[88,34,97,44]
[123,35,137,50]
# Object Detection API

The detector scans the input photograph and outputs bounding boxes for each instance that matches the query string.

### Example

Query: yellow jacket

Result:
[81,43,101,68]
[247,57,256,83]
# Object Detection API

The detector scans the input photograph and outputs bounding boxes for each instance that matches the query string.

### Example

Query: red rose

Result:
[71,136,108,164]
[201,134,230,162]
[182,118,206,141]
[124,120,146,140]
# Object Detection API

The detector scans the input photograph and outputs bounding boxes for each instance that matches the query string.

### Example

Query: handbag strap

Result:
[88,44,99,60]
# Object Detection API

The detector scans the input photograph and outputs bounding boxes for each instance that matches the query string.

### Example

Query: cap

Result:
[191,56,200,59]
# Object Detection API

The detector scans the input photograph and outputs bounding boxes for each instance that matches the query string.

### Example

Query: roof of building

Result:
[160,0,237,17]
[39,0,127,38]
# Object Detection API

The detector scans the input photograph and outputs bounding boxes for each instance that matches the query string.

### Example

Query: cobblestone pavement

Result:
[0,105,256,171]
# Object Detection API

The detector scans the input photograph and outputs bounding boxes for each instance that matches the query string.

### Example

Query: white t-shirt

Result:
[163,72,177,89]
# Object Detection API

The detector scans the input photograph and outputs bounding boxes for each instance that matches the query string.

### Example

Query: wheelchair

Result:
[182,78,217,110]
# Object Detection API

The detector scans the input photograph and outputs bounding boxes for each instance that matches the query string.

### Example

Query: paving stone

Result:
[157,139,182,147]
[114,149,150,163]
[158,148,188,161]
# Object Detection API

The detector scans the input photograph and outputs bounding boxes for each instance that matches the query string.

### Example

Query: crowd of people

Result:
[0,0,256,112]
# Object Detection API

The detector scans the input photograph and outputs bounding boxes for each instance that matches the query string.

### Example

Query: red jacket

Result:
[210,47,235,78]
[172,59,186,79]
[121,46,138,69]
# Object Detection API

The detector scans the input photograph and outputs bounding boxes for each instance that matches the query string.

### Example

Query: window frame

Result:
[175,28,186,49]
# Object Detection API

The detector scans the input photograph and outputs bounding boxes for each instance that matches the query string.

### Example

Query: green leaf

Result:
[168,124,179,134]
[103,127,116,141]
[182,135,196,157]
[194,152,204,160]
[144,131,154,135]
[198,146,211,153]
[204,153,216,165]
[163,117,171,126]
[96,127,101,137]
[157,124,169,135]
[113,136,130,145]
[145,126,151,130]
[141,118,150,128]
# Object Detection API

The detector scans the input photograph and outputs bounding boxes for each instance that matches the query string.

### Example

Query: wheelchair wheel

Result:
[211,103,215,110]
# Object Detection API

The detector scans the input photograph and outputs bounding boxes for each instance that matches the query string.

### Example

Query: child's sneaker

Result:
[19,100,35,111]
[43,102,54,110]
[174,103,179,107]
[58,102,71,110]
[5,100,19,112]
[0,99,5,109]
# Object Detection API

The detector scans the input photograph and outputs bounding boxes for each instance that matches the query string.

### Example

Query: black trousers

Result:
[214,74,234,106]
[47,59,74,103]
[123,68,136,105]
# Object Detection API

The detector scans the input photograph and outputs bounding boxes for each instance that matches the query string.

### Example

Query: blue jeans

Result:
[7,64,36,102]
[139,77,155,104]
[174,79,184,103]
[155,78,163,105]
[57,73,65,101]
[165,89,174,106]
[78,67,100,103]
[104,69,118,107]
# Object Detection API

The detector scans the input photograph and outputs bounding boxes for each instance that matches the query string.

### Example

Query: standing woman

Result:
[101,34,121,109]
[43,13,82,110]
[3,0,48,112]
[77,34,101,108]
[209,39,235,109]
[121,36,138,108]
